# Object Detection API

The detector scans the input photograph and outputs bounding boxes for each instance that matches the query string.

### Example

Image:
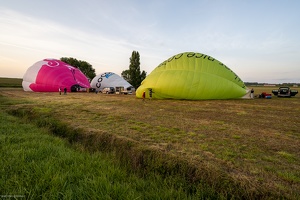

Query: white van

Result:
[115,86,135,94]
[102,87,115,94]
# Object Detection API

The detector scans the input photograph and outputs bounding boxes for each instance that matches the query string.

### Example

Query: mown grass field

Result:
[1,86,299,199]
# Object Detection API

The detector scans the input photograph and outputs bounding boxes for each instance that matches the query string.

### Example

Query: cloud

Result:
[1,1,300,83]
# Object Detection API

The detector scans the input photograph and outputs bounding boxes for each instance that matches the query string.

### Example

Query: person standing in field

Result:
[142,91,145,101]
[64,87,67,95]
[149,88,153,100]
[59,87,61,95]
[250,88,254,99]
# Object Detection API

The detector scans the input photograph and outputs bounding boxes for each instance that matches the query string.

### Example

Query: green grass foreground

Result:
[1,87,300,199]
[0,107,205,199]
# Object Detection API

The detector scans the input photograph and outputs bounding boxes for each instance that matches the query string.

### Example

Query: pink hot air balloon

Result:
[22,59,91,92]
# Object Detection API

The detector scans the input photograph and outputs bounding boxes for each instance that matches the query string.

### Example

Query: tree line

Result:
[60,50,146,89]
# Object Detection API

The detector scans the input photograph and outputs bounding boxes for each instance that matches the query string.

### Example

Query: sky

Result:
[0,0,299,84]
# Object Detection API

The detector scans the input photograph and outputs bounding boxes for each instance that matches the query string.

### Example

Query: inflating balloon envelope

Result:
[22,59,90,92]
[136,52,248,100]
[90,72,133,91]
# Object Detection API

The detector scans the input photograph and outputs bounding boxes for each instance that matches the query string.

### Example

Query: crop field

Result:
[1,86,299,199]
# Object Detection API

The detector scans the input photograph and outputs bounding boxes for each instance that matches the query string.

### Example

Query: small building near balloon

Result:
[22,59,90,92]
[136,52,249,100]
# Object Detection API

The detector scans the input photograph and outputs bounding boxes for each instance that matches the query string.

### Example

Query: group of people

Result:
[59,87,67,95]
[142,88,153,101]
[58,87,254,100]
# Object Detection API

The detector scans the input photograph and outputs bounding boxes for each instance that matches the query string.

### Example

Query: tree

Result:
[121,51,147,89]
[121,69,130,82]
[60,57,96,81]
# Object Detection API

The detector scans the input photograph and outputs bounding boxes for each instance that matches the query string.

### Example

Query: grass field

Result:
[1,86,299,199]
[0,107,198,199]
[0,77,22,87]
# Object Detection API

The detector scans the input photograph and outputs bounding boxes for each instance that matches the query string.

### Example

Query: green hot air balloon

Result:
[136,52,247,100]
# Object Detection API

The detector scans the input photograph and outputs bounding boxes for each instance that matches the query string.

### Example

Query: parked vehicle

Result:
[71,84,88,92]
[102,87,115,94]
[115,86,135,94]
[272,87,298,97]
